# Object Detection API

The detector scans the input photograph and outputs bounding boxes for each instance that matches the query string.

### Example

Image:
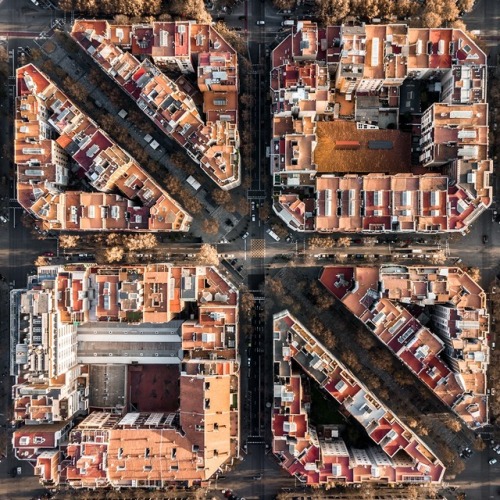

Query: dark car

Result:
[483,234,489,244]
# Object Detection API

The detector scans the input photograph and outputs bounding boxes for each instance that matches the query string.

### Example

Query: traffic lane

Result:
[448,209,500,286]
[220,443,295,500]
[0,5,54,34]
[6,213,57,284]
[463,0,500,34]
[454,447,500,499]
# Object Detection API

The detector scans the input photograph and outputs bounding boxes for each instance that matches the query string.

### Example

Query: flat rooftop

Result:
[314,121,412,174]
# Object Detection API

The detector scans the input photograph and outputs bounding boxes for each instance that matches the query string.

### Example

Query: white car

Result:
[256,20,265,25]
[489,458,497,465]
[252,213,256,222]
[242,232,249,239]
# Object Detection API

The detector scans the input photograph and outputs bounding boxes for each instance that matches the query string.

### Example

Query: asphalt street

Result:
[463,0,500,44]
[0,0,499,499]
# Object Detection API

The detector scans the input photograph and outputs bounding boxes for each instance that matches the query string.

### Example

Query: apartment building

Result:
[320,265,489,428]
[273,311,445,486]
[15,64,191,232]
[71,20,240,190]
[420,102,489,167]
[11,264,240,489]
[270,22,491,234]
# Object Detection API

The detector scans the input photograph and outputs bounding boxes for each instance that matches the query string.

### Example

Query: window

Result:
[171,447,177,459]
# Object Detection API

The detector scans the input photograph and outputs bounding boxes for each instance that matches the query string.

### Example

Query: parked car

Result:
[490,458,497,465]
[256,20,265,25]
[483,234,489,244]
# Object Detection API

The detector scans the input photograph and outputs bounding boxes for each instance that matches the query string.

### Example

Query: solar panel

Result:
[145,413,164,426]
[119,413,140,426]
[165,413,176,426]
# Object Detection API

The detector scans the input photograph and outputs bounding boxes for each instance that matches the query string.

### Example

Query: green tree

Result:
[315,0,350,24]
[196,244,219,266]
[201,218,219,234]
[273,0,295,9]
[212,189,235,212]
[457,0,476,13]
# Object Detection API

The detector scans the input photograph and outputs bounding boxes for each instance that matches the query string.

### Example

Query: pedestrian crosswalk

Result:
[246,436,265,444]
[251,239,265,258]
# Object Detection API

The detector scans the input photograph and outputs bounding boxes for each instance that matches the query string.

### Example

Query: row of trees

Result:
[59,233,158,263]
[57,0,475,28]
[93,233,158,263]
[0,44,8,100]
[314,0,476,28]
[57,0,211,23]
[59,236,224,267]
[240,287,256,319]
[486,280,500,424]
[51,485,206,500]
[308,236,352,249]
